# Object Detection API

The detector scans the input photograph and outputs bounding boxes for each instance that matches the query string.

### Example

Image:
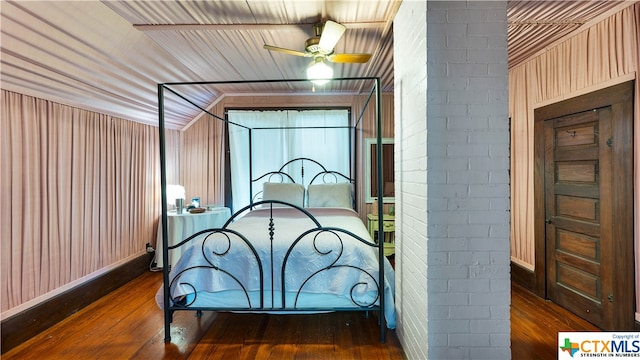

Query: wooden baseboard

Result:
[1,253,152,353]
[511,261,536,292]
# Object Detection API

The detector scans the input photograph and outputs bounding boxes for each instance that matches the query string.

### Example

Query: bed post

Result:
[158,84,172,343]
[374,77,386,343]
[248,128,253,208]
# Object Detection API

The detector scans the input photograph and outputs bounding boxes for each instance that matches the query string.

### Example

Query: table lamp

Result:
[166,184,185,212]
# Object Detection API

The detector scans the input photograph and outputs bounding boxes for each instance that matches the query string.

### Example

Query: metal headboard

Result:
[250,157,354,205]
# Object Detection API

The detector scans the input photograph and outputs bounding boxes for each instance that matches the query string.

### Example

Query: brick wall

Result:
[394,0,428,359]
[394,1,510,359]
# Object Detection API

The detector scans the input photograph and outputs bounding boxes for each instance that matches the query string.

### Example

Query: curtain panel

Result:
[0,90,170,316]
[180,105,227,209]
[226,109,350,212]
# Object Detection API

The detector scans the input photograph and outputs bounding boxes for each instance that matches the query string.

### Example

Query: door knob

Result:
[545,218,552,224]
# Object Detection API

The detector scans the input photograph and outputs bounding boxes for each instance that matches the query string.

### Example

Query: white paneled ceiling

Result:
[0,1,634,129]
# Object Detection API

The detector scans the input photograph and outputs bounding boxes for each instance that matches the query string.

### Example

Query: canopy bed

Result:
[156,78,392,343]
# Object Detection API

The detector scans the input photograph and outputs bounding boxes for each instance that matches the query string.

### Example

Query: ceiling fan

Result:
[263,20,372,64]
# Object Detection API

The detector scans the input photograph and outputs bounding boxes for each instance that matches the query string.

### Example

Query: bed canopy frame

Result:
[157,77,387,342]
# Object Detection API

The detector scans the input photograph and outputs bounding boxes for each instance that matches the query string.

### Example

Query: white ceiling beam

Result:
[133,22,386,32]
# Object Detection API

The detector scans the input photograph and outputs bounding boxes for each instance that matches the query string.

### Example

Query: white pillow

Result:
[307,183,352,208]
[262,182,305,207]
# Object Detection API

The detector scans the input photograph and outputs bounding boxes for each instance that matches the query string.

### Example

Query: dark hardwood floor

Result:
[3,271,601,359]
[511,282,600,360]
[2,271,403,360]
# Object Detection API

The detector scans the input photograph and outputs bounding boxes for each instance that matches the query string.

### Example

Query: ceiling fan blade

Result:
[318,20,346,53]
[263,44,308,57]
[327,53,372,63]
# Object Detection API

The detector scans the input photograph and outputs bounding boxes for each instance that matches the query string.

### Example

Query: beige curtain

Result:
[181,108,227,207]
[509,3,639,269]
[0,90,172,315]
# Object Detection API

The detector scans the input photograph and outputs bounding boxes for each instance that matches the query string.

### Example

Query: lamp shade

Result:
[166,184,185,206]
[306,58,333,85]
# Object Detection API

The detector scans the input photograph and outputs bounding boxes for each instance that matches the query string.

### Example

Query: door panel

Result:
[557,262,599,298]
[544,109,609,328]
[555,195,598,220]
[556,162,596,182]
[556,230,598,260]
[534,81,635,330]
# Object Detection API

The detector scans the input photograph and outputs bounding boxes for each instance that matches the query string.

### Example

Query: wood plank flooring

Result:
[2,271,403,360]
[511,282,600,360]
[3,272,602,359]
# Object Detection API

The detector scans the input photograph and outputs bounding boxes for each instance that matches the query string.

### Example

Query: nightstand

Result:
[367,214,395,257]
[155,207,231,269]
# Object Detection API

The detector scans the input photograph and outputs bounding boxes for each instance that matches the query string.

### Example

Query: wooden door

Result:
[534,81,635,330]
[543,108,611,328]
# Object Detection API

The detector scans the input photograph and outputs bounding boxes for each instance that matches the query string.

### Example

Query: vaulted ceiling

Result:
[0,1,633,129]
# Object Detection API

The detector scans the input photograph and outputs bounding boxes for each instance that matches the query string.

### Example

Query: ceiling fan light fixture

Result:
[306,58,333,85]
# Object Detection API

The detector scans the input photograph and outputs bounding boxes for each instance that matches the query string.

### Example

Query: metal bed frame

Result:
[157,77,387,343]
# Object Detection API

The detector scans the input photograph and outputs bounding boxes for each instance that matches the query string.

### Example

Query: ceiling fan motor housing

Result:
[305,22,335,55]
[305,37,331,55]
